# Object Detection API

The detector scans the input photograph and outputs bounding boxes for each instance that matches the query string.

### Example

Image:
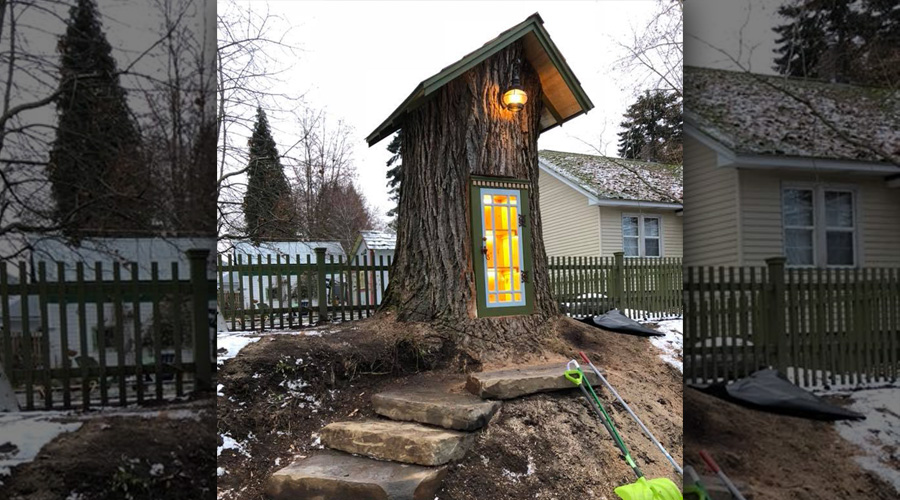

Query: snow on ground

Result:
[644,318,683,373]
[0,412,82,481]
[217,332,260,366]
[834,386,900,492]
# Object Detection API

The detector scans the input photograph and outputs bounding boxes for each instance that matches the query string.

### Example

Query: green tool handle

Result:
[575,370,643,479]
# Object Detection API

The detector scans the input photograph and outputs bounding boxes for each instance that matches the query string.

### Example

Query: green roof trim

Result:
[366,13,594,147]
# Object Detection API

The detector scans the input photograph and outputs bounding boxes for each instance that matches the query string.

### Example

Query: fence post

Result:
[315,248,329,323]
[188,249,212,392]
[613,252,625,310]
[766,257,787,373]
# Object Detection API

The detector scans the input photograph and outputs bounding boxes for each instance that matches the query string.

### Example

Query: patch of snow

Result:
[275,457,281,466]
[149,463,164,477]
[649,319,683,373]
[217,433,250,458]
[217,332,260,365]
[217,467,226,477]
[310,433,322,449]
[217,384,225,397]
[0,412,82,479]
[835,387,900,492]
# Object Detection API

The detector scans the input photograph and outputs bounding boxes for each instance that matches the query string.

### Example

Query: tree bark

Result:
[382,41,559,358]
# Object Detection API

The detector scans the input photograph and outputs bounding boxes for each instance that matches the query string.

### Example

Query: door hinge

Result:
[518,214,526,227]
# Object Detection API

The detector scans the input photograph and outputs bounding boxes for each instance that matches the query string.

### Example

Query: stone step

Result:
[320,420,474,466]
[372,389,501,431]
[266,450,446,500]
[466,363,599,400]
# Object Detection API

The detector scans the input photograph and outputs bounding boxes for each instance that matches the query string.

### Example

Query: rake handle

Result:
[698,450,719,473]
[579,351,590,364]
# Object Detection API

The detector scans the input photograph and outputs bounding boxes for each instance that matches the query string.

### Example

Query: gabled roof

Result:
[539,150,683,206]
[231,241,345,261]
[355,230,396,252]
[685,66,900,165]
[366,13,593,146]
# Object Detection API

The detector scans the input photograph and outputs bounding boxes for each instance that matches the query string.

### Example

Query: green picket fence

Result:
[217,248,392,332]
[218,249,683,332]
[0,250,215,411]
[684,257,900,388]
[548,253,683,320]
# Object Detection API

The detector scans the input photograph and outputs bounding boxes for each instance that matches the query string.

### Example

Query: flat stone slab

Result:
[372,389,501,431]
[320,420,474,466]
[265,450,446,500]
[466,363,599,400]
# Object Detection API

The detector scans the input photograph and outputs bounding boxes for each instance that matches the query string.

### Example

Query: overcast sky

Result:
[244,0,674,225]
[686,0,782,74]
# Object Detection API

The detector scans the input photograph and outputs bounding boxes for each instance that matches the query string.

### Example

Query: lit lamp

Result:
[502,58,527,112]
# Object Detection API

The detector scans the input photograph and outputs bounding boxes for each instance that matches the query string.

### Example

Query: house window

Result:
[470,178,534,317]
[622,215,662,257]
[782,187,856,267]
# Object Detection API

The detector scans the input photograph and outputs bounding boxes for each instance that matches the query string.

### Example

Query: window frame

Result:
[470,177,534,317]
[621,213,664,258]
[781,183,859,268]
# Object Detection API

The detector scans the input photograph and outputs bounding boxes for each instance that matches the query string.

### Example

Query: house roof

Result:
[685,66,900,165]
[231,241,345,261]
[365,13,593,146]
[356,231,396,252]
[539,150,683,205]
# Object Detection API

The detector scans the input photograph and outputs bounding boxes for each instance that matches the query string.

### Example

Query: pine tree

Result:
[773,0,898,86]
[616,91,682,164]
[47,0,152,238]
[242,107,295,243]
[384,131,402,230]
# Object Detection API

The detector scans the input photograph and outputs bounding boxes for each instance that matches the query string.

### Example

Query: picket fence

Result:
[217,249,683,331]
[684,257,900,388]
[0,250,216,411]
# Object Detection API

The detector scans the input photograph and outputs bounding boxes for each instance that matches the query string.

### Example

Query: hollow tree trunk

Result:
[382,41,559,358]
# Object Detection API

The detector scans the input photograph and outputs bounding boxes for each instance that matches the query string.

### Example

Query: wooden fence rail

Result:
[0,249,216,411]
[684,257,900,388]
[218,250,683,332]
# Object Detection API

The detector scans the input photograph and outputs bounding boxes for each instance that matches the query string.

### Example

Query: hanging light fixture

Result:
[502,58,527,112]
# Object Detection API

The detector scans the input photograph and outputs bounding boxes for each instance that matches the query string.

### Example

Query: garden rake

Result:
[565,360,682,500]
[579,351,683,476]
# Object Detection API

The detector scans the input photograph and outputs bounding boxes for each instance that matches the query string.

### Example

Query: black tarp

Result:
[580,309,663,337]
[694,369,865,421]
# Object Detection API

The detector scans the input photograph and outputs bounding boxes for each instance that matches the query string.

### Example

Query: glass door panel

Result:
[479,188,526,308]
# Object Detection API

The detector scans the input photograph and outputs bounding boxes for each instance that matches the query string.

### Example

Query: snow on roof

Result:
[231,241,344,260]
[539,150,683,204]
[358,231,396,251]
[685,66,900,164]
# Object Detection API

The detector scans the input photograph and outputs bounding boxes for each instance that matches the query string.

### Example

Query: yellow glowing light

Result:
[502,88,527,112]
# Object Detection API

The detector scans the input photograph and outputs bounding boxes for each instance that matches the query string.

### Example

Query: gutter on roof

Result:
[588,199,683,210]
[685,122,898,175]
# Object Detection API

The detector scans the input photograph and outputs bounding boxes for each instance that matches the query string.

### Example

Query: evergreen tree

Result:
[384,131,402,230]
[773,0,898,86]
[48,0,153,238]
[616,91,682,164]
[242,107,295,242]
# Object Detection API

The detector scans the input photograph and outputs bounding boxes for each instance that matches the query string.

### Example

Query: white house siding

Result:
[537,169,600,256]
[355,247,393,305]
[738,169,900,267]
[599,208,683,258]
[683,135,740,266]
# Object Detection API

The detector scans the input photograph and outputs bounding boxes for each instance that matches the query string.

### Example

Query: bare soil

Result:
[684,387,897,499]
[2,397,216,500]
[216,314,683,499]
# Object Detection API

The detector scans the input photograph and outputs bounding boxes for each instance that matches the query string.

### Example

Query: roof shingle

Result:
[685,66,900,164]
[539,150,682,204]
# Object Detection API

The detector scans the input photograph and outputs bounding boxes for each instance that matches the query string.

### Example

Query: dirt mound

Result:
[684,387,897,499]
[217,316,683,499]
[3,399,215,500]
